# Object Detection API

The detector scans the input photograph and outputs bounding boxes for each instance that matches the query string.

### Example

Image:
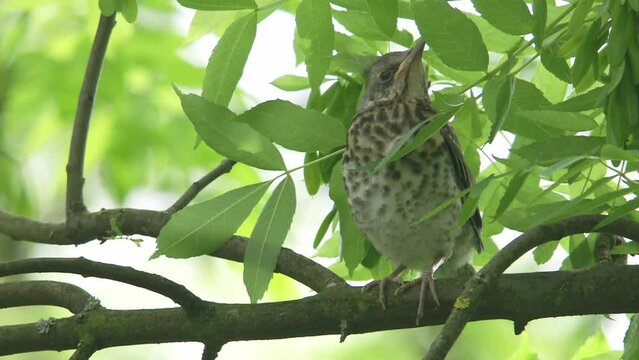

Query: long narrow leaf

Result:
[329,161,367,274]
[314,206,337,248]
[202,12,257,106]
[296,0,334,89]
[177,0,256,10]
[243,176,297,303]
[417,175,495,225]
[594,196,639,230]
[364,106,458,173]
[493,170,529,220]
[153,181,271,259]
[412,0,488,71]
[175,89,286,170]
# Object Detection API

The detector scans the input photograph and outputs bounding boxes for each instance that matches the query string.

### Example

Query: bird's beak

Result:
[394,39,426,81]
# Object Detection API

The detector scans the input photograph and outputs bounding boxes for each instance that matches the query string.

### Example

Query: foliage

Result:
[1,0,639,358]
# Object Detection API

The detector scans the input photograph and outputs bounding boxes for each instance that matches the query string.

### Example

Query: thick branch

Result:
[0,258,205,313]
[0,280,100,314]
[0,209,340,292]
[66,14,116,216]
[424,216,639,360]
[1,265,638,355]
[212,236,346,293]
[167,159,237,214]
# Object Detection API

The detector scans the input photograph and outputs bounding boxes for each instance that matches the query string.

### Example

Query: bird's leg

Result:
[395,265,439,325]
[362,264,406,310]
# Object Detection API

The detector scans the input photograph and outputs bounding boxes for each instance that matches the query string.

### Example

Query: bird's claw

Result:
[362,276,404,310]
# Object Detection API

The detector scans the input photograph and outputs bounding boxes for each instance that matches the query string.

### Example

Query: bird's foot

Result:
[362,265,406,310]
[395,270,438,325]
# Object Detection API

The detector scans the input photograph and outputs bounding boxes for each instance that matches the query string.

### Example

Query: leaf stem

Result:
[282,147,346,177]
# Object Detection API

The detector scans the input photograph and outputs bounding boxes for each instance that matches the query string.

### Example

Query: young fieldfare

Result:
[342,40,483,323]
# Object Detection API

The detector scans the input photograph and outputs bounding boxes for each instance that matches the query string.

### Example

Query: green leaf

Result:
[363,106,459,173]
[594,196,639,230]
[313,206,337,248]
[412,0,488,71]
[514,136,605,165]
[534,180,632,227]
[175,89,286,170]
[177,0,257,10]
[540,51,572,83]
[600,144,639,162]
[606,68,637,148]
[154,181,271,258]
[608,1,630,76]
[532,59,568,103]
[271,74,310,91]
[568,234,594,270]
[493,170,529,220]
[303,152,321,195]
[99,0,117,15]
[516,110,598,132]
[623,315,639,360]
[296,0,335,89]
[471,0,534,35]
[564,0,594,40]
[532,0,547,48]
[419,175,494,225]
[202,12,257,106]
[550,87,606,111]
[533,241,559,265]
[119,0,138,23]
[468,15,521,54]
[330,161,367,273]
[332,10,389,40]
[243,176,296,303]
[487,75,515,142]
[236,100,346,152]
[367,0,398,37]
[457,193,480,227]
[611,242,639,255]
[571,18,602,86]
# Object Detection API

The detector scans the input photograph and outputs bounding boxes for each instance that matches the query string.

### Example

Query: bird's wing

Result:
[440,124,483,252]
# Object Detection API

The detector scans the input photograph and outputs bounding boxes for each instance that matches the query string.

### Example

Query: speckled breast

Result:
[342,97,464,269]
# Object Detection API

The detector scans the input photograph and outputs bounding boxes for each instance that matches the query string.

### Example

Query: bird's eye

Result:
[379,70,392,81]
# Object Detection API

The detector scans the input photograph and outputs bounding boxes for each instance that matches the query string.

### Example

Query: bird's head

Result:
[360,40,428,110]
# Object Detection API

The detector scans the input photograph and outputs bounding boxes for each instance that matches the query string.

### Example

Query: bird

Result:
[341,39,483,324]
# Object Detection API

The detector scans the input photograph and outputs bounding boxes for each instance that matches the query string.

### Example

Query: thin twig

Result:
[166,159,237,214]
[0,257,206,314]
[0,280,100,314]
[423,215,639,360]
[66,14,116,216]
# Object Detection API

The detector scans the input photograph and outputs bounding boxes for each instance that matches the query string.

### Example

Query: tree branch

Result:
[1,265,638,355]
[0,280,100,314]
[423,216,639,360]
[201,342,224,360]
[166,159,237,214]
[0,209,342,292]
[66,14,116,217]
[69,337,98,360]
[0,258,205,314]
